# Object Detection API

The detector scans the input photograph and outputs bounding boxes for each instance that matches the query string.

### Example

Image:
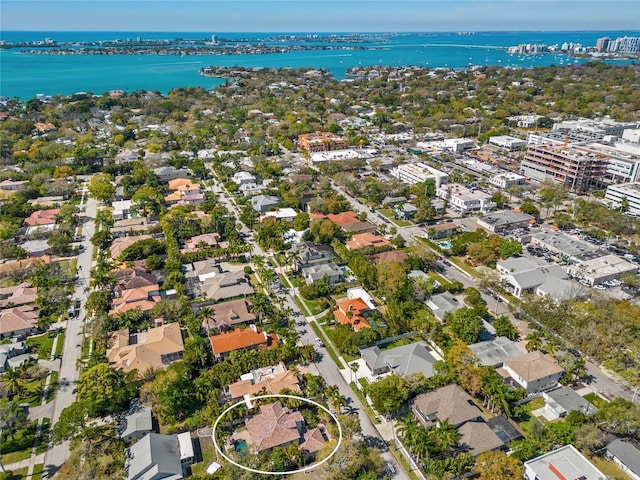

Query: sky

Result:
[2,0,639,32]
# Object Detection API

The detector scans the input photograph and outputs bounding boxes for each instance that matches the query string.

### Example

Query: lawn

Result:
[309,322,341,366]
[589,455,632,480]
[301,296,328,316]
[54,330,65,357]
[26,333,56,360]
[515,397,547,432]
[190,436,217,478]
[6,467,28,479]
[36,419,51,455]
[378,208,396,219]
[0,421,39,465]
[31,464,45,480]
[584,393,609,410]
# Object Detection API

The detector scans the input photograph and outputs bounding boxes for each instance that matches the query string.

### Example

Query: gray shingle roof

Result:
[360,341,437,377]
[126,433,183,480]
[120,406,153,440]
[468,337,526,367]
[607,439,640,477]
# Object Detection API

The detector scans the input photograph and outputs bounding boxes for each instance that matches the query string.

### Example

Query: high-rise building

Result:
[618,36,640,53]
[520,144,609,192]
[596,36,610,52]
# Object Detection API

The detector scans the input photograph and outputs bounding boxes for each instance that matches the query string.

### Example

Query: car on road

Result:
[314,337,325,347]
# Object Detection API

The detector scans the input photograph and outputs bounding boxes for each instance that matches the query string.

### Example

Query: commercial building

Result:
[553,118,639,137]
[298,131,347,153]
[435,183,496,213]
[566,254,638,286]
[391,162,448,187]
[488,135,527,151]
[443,137,475,153]
[489,172,527,189]
[605,181,640,215]
[527,130,605,147]
[477,210,535,233]
[529,230,600,260]
[524,444,606,480]
[497,256,576,299]
[520,144,609,191]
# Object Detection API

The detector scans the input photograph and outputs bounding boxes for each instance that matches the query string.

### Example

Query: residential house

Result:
[501,351,564,393]
[0,305,39,338]
[0,283,38,308]
[300,263,343,286]
[107,322,184,374]
[24,209,59,227]
[125,432,194,480]
[113,266,158,294]
[370,250,408,265]
[360,341,437,378]
[425,292,462,322]
[228,363,301,401]
[346,233,391,250]
[111,218,153,238]
[542,386,598,420]
[200,299,256,333]
[153,166,191,182]
[436,183,496,213]
[326,211,376,235]
[167,178,198,192]
[183,233,228,253]
[424,222,459,240]
[381,196,407,206]
[238,182,267,196]
[468,337,526,367]
[109,235,153,260]
[19,240,50,257]
[186,261,254,301]
[395,203,418,220]
[334,297,372,332]
[243,401,327,456]
[112,200,133,221]
[524,444,606,480]
[411,384,504,457]
[232,171,257,186]
[108,285,161,317]
[606,439,640,480]
[0,180,28,191]
[119,405,155,444]
[251,194,280,213]
[260,208,298,222]
[291,242,337,270]
[209,325,278,359]
[0,341,31,374]
[115,149,138,165]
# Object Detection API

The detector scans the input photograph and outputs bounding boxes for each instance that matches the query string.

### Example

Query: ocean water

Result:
[1,31,637,100]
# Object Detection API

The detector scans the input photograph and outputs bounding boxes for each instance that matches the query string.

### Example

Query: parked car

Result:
[314,337,325,347]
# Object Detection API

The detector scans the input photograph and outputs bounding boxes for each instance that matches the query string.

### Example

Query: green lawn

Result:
[190,436,217,478]
[584,393,609,410]
[6,467,28,479]
[589,455,632,480]
[350,382,381,424]
[36,419,51,455]
[54,330,65,357]
[378,208,395,219]
[31,463,45,480]
[515,397,547,432]
[0,421,39,465]
[26,333,56,360]
[302,297,328,316]
[309,322,341,366]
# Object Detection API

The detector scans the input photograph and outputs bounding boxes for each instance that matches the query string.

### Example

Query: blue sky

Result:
[2,1,639,32]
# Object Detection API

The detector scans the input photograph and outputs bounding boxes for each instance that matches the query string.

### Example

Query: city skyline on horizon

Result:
[2,1,640,33]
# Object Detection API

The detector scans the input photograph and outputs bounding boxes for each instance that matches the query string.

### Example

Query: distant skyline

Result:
[2,1,639,33]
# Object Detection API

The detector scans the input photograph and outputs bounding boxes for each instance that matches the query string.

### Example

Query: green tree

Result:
[292,211,310,231]
[0,398,29,439]
[75,364,136,417]
[492,315,518,340]
[87,173,116,203]
[476,450,524,480]
[365,374,409,415]
[445,307,484,344]
[131,185,165,217]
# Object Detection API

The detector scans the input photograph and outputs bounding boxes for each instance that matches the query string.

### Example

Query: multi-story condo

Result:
[297,131,347,153]
[552,118,639,137]
[596,36,610,52]
[605,182,640,215]
[435,183,495,213]
[391,162,448,187]
[520,144,608,192]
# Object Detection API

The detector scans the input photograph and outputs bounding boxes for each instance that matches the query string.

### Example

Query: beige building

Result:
[107,322,184,374]
[501,351,564,393]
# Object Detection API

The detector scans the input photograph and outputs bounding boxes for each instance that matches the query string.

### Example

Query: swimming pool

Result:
[234,439,247,452]
[438,241,452,249]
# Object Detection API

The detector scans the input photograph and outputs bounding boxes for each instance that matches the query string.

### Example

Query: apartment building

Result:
[520,144,609,191]
[391,162,448,187]
[298,131,347,153]
[435,183,495,213]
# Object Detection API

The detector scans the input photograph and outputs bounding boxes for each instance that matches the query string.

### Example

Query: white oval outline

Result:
[212,394,343,475]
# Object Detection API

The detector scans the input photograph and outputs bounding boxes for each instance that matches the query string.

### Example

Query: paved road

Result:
[42,191,97,479]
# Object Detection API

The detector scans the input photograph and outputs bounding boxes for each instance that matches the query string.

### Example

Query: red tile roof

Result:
[209,327,278,356]
[334,297,371,331]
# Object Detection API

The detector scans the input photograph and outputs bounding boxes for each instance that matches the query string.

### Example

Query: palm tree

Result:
[430,419,461,453]
[396,414,422,454]
[2,367,26,398]
[261,268,275,293]
[525,332,543,352]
